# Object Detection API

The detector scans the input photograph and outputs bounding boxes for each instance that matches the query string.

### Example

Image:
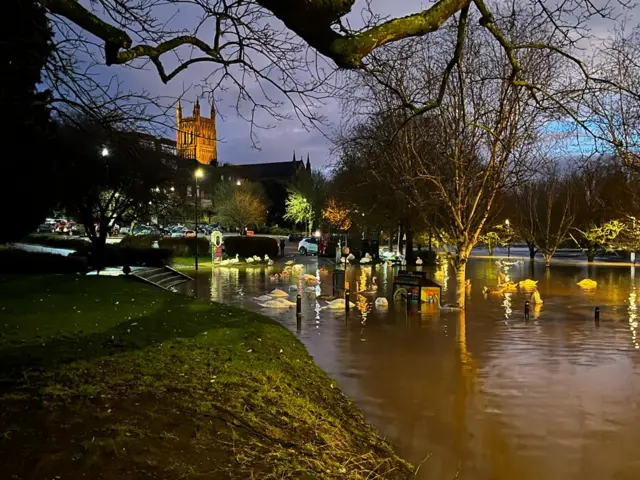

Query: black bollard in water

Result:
[296,294,302,330]
[345,289,350,313]
[524,300,530,321]
[595,306,600,322]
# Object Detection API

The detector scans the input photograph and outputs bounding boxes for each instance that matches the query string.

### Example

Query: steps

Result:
[131,266,192,291]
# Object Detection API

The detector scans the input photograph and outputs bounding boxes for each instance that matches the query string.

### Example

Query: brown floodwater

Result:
[180,253,640,479]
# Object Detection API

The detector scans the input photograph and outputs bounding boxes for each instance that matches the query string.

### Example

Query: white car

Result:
[170,227,186,238]
[298,237,318,255]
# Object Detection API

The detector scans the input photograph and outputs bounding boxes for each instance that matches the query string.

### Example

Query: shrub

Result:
[22,234,91,252]
[224,236,278,259]
[159,237,209,257]
[265,225,292,235]
[0,248,88,274]
[119,234,161,249]
[92,246,172,267]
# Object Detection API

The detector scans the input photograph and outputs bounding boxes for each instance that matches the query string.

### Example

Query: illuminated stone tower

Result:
[176,99,217,165]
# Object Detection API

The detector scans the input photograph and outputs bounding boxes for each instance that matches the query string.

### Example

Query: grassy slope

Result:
[0,276,412,479]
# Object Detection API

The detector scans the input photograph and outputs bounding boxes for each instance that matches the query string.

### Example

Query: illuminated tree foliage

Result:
[322,198,351,231]
[284,190,314,236]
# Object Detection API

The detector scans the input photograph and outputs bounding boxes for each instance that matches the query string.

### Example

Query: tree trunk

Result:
[397,223,404,256]
[455,262,467,308]
[527,242,536,260]
[91,225,109,273]
[586,248,596,263]
[543,252,553,267]
[388,229,393,252]
[487,243,494,256]
[405,222,415,265]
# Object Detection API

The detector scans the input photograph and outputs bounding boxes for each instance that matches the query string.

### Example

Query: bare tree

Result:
[56,121,179,266]
[569,159,630,262]
[37,0,639,131]
[513,163,575,266]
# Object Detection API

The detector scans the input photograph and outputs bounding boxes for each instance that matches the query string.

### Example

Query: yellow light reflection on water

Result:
[502,292,512,320]
[436,261,449,293]
[629,287,639,349]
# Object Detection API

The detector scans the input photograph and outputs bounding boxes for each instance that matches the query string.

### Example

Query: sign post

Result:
[211,231,224,263]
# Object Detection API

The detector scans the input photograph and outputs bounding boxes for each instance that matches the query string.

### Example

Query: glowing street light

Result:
[101,147,110,157]
[194,168,205,270]
[236,179,242,186]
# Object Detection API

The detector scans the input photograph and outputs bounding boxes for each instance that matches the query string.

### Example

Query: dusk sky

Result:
[91,0,627,169]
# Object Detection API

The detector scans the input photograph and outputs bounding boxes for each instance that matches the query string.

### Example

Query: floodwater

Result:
[180,253,640,479]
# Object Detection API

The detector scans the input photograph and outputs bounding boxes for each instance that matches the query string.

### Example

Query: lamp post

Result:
[194,168,204,270]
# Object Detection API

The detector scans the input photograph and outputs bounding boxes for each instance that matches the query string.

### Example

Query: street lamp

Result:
[236,179,241,186]
[194,168,204,270]
[101,147,110,157]
[505,219,511,258]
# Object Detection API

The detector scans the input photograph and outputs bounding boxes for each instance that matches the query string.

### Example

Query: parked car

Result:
[36,220,57,233]
[55,220,79,235]
[288,233,303,242]
[170,227,187,238]
[298,237,318,255]
[184,230,196,238]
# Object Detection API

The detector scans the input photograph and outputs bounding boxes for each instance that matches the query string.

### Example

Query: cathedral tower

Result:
[176,98,217,165]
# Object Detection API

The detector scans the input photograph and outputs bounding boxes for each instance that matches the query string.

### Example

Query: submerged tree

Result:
[570,161,630,262]
[338,8,551,306]
[513,164,575,266]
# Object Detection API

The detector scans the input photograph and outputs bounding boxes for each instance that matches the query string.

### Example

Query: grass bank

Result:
[0,276,412,479]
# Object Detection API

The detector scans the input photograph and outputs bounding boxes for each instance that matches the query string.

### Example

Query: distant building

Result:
[130,100,314,225]
[217,152,312,224]
[176,99,217,165]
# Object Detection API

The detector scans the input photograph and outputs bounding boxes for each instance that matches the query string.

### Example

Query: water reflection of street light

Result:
[194,168,204,271]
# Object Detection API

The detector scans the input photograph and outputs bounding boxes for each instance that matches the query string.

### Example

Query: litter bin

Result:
[333,269,346,296]
[371,240,380,260]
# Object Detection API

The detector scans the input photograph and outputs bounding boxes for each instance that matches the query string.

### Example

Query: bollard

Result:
[524,300,530,321]
[595,306,600,322]
[296,294,302,330]
[345,289,350,313]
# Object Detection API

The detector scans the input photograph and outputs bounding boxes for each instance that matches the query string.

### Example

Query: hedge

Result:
[0,249,88,274]
[89,246,172,268]
[120,235,209,258]
[22,234,91,252]
[224,236,278,259]
[119,234,161,248]
[159,237,209,257]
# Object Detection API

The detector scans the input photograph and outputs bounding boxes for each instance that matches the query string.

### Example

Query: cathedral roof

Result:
[221,160,304,181]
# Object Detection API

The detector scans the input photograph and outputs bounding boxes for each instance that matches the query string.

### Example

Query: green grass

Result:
[0,276,412,479]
